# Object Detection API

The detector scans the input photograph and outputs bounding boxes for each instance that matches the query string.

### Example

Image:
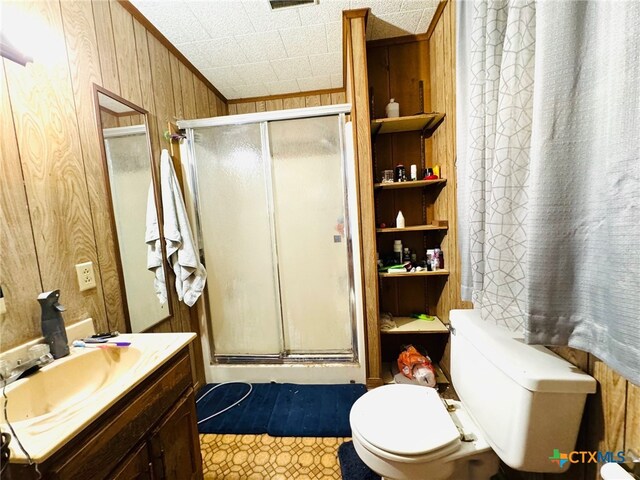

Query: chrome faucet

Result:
[0,353,54,387]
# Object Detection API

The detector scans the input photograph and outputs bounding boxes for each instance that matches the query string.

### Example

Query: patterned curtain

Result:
[456,0,536,330]
[457,0,640,385]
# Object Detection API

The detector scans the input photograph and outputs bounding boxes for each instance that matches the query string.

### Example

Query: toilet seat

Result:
[350,384,461,459]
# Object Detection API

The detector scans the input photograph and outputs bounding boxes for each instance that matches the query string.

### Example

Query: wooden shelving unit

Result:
[381,361,450,385]
[381,316,448,334]
[376,222,448,233]
[370,112,445,137]
[379,269,449,278]
[374,178,447,190]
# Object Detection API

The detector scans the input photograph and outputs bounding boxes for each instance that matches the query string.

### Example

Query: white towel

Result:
[160,149,207,307]
[145,182,167,304]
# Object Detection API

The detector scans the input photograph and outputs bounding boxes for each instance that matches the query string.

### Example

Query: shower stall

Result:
[177,104,365,384]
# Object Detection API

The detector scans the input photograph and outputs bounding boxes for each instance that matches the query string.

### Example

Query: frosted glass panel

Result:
[269,116,352,353]
[194,124,282,355]
[104,131,168,331]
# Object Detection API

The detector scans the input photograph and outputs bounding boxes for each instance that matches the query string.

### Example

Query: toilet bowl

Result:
[350,384,499,480]
[350,309,597,480]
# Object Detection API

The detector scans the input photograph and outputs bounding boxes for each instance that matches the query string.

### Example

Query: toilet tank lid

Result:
[450,310,596,394]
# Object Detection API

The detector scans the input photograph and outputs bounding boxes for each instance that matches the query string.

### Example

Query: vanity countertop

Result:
[1,332,196,464]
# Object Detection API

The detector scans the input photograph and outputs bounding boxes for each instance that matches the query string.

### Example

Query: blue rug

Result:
[338,441,381,480]
[267,383,367,437]
[196,383,367,437]
[196,383,280,434]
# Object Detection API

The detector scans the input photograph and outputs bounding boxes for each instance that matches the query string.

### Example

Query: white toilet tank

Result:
[449,309,596,473]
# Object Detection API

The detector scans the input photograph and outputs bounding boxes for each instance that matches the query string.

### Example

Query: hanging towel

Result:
[145,182,167,304]
[160,149,207,306]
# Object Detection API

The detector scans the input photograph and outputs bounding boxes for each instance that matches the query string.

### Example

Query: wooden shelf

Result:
[374,178,447,190]
[377,222,448,233]
[381,316,449,334]
[371,112,445,137]
[379,269,449,278]
[381,361,449,385]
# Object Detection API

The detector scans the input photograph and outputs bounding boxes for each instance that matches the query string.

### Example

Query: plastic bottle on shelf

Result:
[385,98,400,118]
[396,211,405,228]
[393,240,403,264]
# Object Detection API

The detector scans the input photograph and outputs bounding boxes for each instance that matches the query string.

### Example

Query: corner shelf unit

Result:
[379,269,449,278]
[374,178,447,190]
[377,221,448,234]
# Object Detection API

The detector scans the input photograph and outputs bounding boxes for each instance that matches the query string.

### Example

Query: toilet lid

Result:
[350,384,461,456]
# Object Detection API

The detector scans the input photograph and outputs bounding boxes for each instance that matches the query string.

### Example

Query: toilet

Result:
[350,309,597,480]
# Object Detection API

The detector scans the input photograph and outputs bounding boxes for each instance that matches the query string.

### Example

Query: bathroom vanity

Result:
[4,333,202,480]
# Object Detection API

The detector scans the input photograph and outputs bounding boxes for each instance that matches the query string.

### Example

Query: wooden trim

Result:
[343,8,370,21]
[117,0,227,103]
[426,0,448,40]
[228,87,345,105]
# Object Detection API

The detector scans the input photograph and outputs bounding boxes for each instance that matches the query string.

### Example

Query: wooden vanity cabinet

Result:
[7,346,203,480]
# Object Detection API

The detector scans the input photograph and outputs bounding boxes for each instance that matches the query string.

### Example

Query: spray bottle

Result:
[38,290,69,359]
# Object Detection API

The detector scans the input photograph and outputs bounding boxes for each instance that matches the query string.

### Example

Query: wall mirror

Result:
[94,85,171,332]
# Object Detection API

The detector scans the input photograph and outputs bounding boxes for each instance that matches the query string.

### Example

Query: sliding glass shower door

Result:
[190,113,355,361]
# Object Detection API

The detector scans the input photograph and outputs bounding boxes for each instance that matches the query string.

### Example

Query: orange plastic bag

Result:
[397,345,437,387]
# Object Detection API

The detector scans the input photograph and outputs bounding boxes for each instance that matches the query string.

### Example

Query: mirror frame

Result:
[93,84,173,332]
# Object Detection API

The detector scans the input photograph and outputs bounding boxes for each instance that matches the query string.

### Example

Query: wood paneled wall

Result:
[0,1,225,360]
[228,89,346,115]
[428,3,639,479]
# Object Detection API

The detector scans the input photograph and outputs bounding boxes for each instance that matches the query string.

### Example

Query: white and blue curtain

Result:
[457,0,640,385]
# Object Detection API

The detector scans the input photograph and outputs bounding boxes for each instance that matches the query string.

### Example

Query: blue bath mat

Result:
[267,383,367,437]
[338,441,381,480]
[196,383,280,434]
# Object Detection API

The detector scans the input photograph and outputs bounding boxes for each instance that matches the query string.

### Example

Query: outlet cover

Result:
[75,261,97,291]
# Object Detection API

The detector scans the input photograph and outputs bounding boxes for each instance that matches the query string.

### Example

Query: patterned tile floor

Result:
[200,434,349,480]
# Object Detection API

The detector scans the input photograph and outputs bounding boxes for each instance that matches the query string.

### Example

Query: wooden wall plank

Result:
[4,0,107,333]
[331,91,346,104]
[216,96,227,116]
[320,93,332,106]
[147,33,175,150]
[92,0,120,95]
[305,94,321,107]
[236,102,257,114]
[283,96,305,109]
[194,77,210,119]
[109,0,142,107]
[178,62,197,120]
[0,62,43,349]
[626,382,640,453]
[60,0,125,334]
[255,100,266,112]
[265,98,283,111]
[228,103,237,115]
[207,89,218,117]
[169,54,184,120]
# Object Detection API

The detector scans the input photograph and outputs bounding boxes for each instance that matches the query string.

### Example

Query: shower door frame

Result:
[178,104,365,375]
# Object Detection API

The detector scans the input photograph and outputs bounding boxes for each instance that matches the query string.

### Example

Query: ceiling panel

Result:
[131,0,441,100]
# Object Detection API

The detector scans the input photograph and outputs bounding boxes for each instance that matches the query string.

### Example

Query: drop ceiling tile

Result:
[270,56,313,81]
[331,73,343,89]
[309,52,342,76]
[325,21,342,53]
[400,0,439,11]
[298,1,347,26]
[279,24,327,57]
[132,1,209,45]
[242,0,302,31]
[416,6,438,33]
[265,80,300,96]
[235,31,288,62]
[233,83,270,98]
[178,37,248,69]
[371,10,422,40]
[186,1,255,39]
[297,75,332,91]
[233,62,279,85]
[350,0,402,16]
[200,66,247,88]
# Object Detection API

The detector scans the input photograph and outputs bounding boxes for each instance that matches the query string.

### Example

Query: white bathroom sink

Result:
[0,332,195,463]
[3,346,142,423]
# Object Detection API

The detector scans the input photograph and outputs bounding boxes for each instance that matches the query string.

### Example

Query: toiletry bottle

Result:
[385,98,399,118]
[426,249,434,271]
[38,290,69,359]
[396,210,405,228]
[393,240,403,264]
[394,164,406,182]
[435,246,444,269]
[410,164,417,181]
[403,248,411,263]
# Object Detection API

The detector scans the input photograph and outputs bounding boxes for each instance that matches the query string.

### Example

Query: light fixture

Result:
[269,0,318,10]
[0,32,33,66]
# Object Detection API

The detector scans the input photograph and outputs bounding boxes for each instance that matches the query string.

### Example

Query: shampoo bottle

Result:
[393,240,403,264]
[38,290,69,359]
[396,211,405,228]
[385,98,399,118]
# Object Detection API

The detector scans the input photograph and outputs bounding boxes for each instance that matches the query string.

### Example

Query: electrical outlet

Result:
[75,262,97,291]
